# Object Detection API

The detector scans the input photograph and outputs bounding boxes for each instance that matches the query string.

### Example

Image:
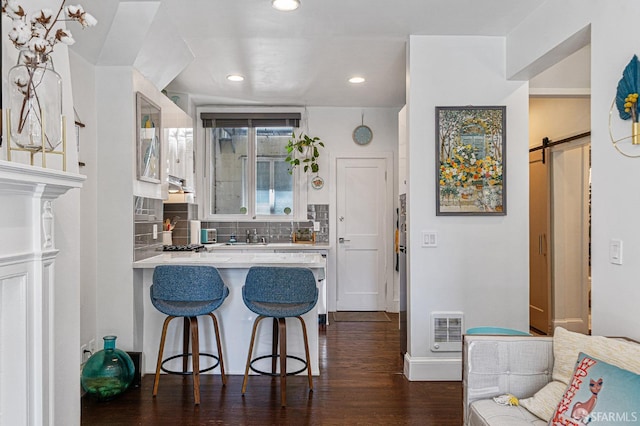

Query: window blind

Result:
[200,112,301,128]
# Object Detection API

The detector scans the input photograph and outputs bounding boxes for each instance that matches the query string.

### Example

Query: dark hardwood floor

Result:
[82,313,463,425]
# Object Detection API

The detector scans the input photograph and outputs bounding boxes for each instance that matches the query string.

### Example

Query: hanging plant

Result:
[285,132,325,174]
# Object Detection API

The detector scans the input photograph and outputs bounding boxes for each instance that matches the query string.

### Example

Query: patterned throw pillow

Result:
[519,327,640,422]
[550,352,640,425]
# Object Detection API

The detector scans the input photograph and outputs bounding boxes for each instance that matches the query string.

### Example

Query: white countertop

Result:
[203,242,331,251]
[133,251,327,269]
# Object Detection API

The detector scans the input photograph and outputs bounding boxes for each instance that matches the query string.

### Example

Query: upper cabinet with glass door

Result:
[164,102,194,192]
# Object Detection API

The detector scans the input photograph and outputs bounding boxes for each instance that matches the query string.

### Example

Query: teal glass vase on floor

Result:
[81,336,135,401]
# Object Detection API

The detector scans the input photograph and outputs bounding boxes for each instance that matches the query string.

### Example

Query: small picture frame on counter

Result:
[293,228,316,243]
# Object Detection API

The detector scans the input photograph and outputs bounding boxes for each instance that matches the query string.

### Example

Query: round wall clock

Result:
[353,124,373,145]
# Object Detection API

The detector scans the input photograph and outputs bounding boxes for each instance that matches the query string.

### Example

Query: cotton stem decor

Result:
[2,0,96,163]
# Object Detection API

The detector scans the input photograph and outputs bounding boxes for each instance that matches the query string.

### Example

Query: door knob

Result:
[339,216,344,222]
[339,237,351,243]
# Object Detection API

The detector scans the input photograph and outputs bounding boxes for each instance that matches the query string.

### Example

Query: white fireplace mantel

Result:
[0,160,85,426]
[0,160,85,202]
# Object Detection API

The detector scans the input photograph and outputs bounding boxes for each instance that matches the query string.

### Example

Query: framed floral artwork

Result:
[136,92,162,183]
[435,106,506,215]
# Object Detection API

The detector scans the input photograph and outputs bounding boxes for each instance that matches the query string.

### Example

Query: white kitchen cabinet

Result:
[163,99,194,192]
[183,127,194,191]
[166,127,187,180]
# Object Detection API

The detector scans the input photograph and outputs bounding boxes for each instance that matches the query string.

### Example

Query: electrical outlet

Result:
[313,221,320,232]
[81,344,87,360]
[81,339,96,364]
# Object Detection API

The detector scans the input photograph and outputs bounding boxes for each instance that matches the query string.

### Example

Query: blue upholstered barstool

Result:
[151,265,229,405]
[241,266,318,407]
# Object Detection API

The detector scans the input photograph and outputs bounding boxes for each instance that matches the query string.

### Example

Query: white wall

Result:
[70,50,99,358]
[529,98,591,148]
[582,3,640,340]
[405,35,530,380]
[529,45,591,96]
[506,0,591,82]
[95,67,137,349]
[94,68,177,351]
[508,1,640,342]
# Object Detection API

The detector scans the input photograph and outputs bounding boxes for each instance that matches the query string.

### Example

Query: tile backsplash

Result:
[200,220,310,244]
[201,204,329,244]
[133,196,163,261]
[307,204,329,243]
[163,203,198,245]
[134,200,330,257]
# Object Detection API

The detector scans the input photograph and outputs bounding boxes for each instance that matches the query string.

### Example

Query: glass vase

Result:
[7,51,63,152]
[81,336,135,401]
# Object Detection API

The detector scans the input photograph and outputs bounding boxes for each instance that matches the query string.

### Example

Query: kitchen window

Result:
[202,112,301,219]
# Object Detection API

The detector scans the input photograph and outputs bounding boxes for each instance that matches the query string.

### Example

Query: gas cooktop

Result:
[162,244,206,252]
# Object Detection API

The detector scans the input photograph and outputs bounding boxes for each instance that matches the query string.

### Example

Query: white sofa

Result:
[463,334,553,425]
[463,330,640,426]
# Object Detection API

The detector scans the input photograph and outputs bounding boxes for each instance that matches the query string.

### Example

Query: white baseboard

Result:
[403,353,462,381]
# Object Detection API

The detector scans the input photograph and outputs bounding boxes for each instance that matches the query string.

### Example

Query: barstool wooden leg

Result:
[242,315,266,394]
[271,318,279,375]
[278,317,287,407]
[297,316,313,391]
[190,316,200,405]
[182,317,190,373]
[207,312,226,385]
[153,315,175,397]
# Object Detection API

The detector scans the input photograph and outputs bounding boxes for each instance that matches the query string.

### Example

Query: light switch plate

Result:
[609,239,623,265]
[313,221,321,232]
[422,231,438,247]
[153,224,158,239]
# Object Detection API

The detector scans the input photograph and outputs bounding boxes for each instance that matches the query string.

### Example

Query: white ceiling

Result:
[69,0,589,108]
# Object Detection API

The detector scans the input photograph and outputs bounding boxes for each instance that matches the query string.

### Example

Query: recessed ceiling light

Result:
[349,76,366,84]
[227,74,245,82]
[272,0,300,11]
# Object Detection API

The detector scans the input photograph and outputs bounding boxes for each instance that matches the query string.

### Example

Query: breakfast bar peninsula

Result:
[133,252,326,376]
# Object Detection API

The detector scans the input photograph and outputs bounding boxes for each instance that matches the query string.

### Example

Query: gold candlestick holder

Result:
[633,122,640,146]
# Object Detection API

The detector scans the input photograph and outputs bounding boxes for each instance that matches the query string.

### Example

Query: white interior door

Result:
[336,157,387,311]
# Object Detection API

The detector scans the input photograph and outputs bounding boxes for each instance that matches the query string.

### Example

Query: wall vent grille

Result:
[430,312,463,352]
